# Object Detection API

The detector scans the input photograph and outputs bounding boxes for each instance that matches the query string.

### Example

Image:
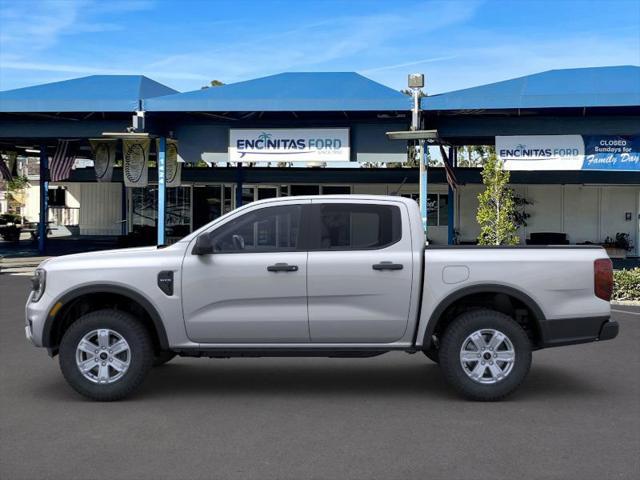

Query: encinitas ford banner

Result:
[497,135,640,171]
[229,128,350,163]
[497,135,585,170]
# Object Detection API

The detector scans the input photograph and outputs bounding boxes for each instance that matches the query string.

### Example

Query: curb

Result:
[611,300,640,306]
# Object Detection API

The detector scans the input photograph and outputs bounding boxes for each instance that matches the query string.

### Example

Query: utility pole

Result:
[408,73,427,238]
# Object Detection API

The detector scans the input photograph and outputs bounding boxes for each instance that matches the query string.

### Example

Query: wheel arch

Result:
[43,284,169,354]
[422,284,546,349]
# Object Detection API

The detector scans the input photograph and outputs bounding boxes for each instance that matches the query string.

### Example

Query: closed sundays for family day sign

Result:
[229,128,350,162]
[497,135,640,171]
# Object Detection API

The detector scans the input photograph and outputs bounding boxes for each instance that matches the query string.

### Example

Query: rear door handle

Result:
[267,263,299,272]
[372,261,403,271]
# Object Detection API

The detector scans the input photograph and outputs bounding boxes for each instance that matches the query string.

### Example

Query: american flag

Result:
[0,157,12,181]
[50,140,78,182]
[439,145,458,190]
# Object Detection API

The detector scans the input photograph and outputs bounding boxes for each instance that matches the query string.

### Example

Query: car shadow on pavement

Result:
[138,361,454,398]
[30,359,606,402]
[133,360,605,402]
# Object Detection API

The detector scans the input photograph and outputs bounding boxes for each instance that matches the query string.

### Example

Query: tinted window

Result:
[315,204,401,250]
[210,205,301,253]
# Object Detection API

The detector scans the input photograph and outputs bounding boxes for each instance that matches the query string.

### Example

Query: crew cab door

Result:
[181,201,310,343]
[306,200,413,343]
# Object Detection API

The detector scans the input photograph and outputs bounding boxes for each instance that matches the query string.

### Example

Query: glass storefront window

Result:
[427,194,438,226]
[291,185,320,196]
[223,186,233,214]
[131,187,157,228]
[438,194,449,227]
[131,186,191,241]
[321,185,351,195]
[193,186,222,230]
[403,192,449,227]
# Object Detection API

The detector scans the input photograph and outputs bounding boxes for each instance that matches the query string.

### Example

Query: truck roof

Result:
[245,194,418,207]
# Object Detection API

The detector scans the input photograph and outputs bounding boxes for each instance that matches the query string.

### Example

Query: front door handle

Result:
[267,263,299,272]
[372,261,403,271]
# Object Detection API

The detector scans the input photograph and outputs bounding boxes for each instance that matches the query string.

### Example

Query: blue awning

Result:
[0,75,178,113]
[422,66,640,111]
[145,72,411,112]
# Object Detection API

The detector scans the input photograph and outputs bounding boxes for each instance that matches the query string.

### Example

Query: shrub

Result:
[612,268,640,301]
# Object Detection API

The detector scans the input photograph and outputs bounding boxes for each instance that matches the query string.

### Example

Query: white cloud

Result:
[361,56,459,74]
[0,0,153,56]
[0,60,209,84]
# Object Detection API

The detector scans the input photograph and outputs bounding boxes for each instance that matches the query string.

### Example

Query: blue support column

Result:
[235,162,243,208]
[38,145,48,255]
[157,137,166,246]
[419,140,428,240]
[447,146,456,245]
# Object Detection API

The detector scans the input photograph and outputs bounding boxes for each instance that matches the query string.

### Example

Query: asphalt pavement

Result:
[1,274,639,480]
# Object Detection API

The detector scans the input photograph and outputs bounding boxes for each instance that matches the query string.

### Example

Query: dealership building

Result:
[1,66,639,255]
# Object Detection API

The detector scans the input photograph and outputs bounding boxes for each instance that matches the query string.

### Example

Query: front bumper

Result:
[541,316,619,348]
[25,290,50,348]
[25,324,34,344]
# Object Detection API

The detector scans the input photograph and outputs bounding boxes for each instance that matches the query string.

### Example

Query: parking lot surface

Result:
[1,274,639,480]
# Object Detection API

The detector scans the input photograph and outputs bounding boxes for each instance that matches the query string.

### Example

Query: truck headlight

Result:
[30,268,46,303]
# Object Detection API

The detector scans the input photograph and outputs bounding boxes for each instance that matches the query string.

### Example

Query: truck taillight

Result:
[594,258,613,301]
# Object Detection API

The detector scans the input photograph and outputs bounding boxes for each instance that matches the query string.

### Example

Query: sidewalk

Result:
[0,235,123,274]
[0,256,49,274]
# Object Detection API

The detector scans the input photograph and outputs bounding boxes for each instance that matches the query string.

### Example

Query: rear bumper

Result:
[540,316,619,348]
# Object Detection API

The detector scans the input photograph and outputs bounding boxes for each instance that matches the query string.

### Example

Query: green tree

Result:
[201,79,225,89]
[476,153,518,245]
[457,145,495,167]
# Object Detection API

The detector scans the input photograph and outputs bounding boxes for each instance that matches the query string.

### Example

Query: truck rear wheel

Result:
[438,309,531,401]
[59,309,154,401]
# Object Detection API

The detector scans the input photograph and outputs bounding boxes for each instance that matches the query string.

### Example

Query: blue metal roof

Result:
[0,75,178,113]
[145,72,411,112]
[422,66,640,111]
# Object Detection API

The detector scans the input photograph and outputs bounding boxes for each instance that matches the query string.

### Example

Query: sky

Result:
[0,0,639,94]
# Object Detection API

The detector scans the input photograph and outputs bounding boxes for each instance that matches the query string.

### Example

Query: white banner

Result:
[156,138,181,187]
[122,138,149,187]
[229,128,350,163]
[497,135,585,170]
[90,139,116,182]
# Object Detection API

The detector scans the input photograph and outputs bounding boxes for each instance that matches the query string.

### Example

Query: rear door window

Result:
[312,203,401,250]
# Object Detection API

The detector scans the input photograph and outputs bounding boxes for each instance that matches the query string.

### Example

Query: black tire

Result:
[422,345,439,363]
[153,351,176,367]
[439,309,532,401]
[59,309,154,401]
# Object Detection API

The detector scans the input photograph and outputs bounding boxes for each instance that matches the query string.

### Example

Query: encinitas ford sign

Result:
[497,135,585,170]
[229,128,350,162]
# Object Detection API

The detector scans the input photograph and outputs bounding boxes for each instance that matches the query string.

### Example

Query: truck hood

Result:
[40,245,183,272]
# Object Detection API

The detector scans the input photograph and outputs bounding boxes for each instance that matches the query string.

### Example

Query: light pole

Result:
[408,73,427,238]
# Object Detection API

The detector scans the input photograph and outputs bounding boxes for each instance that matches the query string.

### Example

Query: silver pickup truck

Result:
[25,195,618,401]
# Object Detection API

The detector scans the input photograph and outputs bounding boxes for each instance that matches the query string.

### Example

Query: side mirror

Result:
[192,233,214,255]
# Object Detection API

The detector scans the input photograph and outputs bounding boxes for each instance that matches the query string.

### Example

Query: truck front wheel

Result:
[59,309,154,401]
[438,309,532,401]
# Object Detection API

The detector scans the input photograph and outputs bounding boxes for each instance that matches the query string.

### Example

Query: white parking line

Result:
[611,309,640,316]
